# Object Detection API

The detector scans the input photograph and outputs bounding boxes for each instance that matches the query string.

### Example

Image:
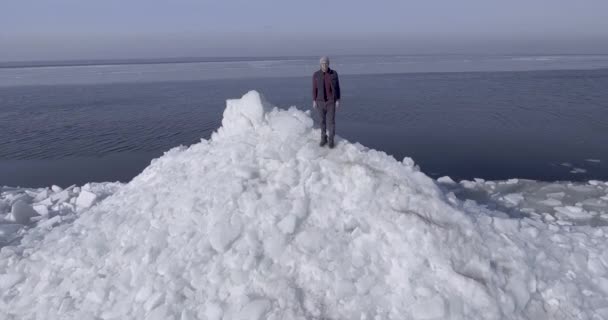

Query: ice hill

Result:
[1,91,608,319]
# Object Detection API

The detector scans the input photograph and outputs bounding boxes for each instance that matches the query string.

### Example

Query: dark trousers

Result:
[316,101,336,141]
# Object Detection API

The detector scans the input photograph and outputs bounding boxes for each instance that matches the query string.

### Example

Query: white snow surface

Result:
[1,90,608,319]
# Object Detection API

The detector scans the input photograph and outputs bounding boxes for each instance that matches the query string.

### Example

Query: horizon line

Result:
[2,52,608,69]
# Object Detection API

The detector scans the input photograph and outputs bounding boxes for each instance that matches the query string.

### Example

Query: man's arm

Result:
[312,73,318,101]
[335,71,341,101]
[334,71,341,108]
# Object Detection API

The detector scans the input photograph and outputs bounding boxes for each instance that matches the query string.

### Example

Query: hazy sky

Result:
[2,0,608,61]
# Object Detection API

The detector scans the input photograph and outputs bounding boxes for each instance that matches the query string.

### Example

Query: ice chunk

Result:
[237,299,270,320]
[144,292,164,311]
[277,215,297,234]
[555,206,592,220]
[570,168,587,174]
[503,193,524,206]
[568,185,596,193]
[546,192,565,199]
[0,273,24,290]
[402,157,416,168]
[6,200,39,224]
[581,198,606,209]
[135,285,153,302]
[0,223,22,235]
[33,204,49,216]
[208,217,242,252]
[411,295,446,319]
[143,305,167,320]
[0,223,23,245]
[36,215,62,230]
[506,275,531,311]
[33,189,49,202]
[212,90,271,139]
[295,229,325,254]
[268,107,313,140]
[334,279,356,298]
[76,190,98,209]
[264,232,287,259]
[0,199,8,214]
[51,190,71,204]
[37,197,53,206]
[539,198,562,206]
[204,302,223,320]
[437,176,456,184]
[598,277,608,295]
[461,180,477,189]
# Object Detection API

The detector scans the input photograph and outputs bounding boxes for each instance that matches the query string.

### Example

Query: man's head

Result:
[320,56,329,72]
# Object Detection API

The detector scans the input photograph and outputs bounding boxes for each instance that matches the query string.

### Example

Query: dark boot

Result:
[320,136,328,147]
[328,139,335,149]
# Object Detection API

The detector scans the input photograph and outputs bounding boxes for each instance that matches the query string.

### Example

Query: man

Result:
[312,56,341,148]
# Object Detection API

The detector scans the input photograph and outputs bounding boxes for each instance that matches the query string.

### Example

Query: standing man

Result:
[312,56,341,148]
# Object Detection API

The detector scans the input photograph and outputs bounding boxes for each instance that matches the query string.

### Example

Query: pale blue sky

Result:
[2,0,608,61]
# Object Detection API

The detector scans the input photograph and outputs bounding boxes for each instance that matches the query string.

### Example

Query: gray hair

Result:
[319,56,330,64]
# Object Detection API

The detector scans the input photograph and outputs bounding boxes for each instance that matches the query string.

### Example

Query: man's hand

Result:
[312,101,317,109]
[336,100,340,109]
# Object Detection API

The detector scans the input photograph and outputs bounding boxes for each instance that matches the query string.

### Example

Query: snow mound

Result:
[1,91,607,319]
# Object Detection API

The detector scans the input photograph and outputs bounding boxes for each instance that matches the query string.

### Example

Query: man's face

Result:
[321,62,329,72]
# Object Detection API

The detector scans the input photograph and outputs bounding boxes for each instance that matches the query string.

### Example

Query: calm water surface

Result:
[1,56,607,187]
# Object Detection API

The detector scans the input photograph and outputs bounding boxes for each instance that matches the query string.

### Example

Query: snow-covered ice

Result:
[1,90,608,319]
[439,178,608,227]
[0,183,120,247]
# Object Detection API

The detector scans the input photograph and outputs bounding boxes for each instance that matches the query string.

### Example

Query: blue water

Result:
[1,55,608,187]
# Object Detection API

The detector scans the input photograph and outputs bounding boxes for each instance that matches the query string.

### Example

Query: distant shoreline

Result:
[3,53,608,69]
[0,56,315,69]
